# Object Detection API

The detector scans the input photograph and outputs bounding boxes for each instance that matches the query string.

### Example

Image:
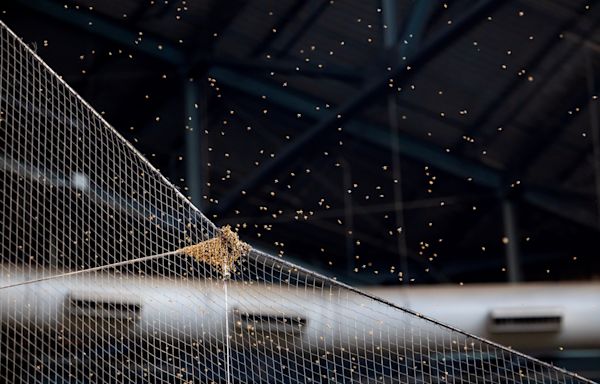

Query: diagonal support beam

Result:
[383,0,436,58]
[454,5,598,154]
[250,0,305,57]
[208,65,503,188]
[208,68,503,193]
[201,55,363,82]
[208,67,600,232]
[273,0,330,58]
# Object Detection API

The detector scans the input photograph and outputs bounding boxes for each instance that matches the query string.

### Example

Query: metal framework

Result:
[13,0,600,282]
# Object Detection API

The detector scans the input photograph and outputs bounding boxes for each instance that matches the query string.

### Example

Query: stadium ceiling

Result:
[3,0,600,285]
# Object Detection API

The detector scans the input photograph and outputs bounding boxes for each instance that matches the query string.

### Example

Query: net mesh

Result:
[0,20,594,384]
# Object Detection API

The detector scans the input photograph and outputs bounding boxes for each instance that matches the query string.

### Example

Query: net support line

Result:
[0,250,179,290]
[249,248,597,384]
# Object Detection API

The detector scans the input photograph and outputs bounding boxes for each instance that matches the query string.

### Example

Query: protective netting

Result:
[0,20,595,384]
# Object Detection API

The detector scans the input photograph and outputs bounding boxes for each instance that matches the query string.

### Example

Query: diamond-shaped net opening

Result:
[0,21,594,384]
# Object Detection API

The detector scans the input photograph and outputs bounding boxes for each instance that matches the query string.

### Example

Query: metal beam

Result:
[523,187,599,230]
[208,68,600,232]
[558,146,593,182]
[224,195,480,224]
[184,80,203,207]
[498,27,600,187]
[400,0,436,51]
[455,5,597,154]
[210,0,503,215]
[384,0,436,58]
[341,158,355,274]
[208,66,503,189]
[183,0,248,57]
[273,0,330,58]
[250,0,305,57]
[152,0,181,19]
[509,85,590,176]
[17,0,184,64]
[501,198,522,282]
[209,67,503,196]
[480,23,600,157]
[0,155,180,231]
[355,127,600,232]
[586,50,600,229]
[203,55,363,82]
[344,122,502,188]
[18,0,359,83]
[220,67,505,188]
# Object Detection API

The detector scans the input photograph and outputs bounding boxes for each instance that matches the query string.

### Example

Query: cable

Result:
[0,250,178,291]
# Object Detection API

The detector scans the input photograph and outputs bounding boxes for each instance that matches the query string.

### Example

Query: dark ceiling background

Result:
[3,0,600,286]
